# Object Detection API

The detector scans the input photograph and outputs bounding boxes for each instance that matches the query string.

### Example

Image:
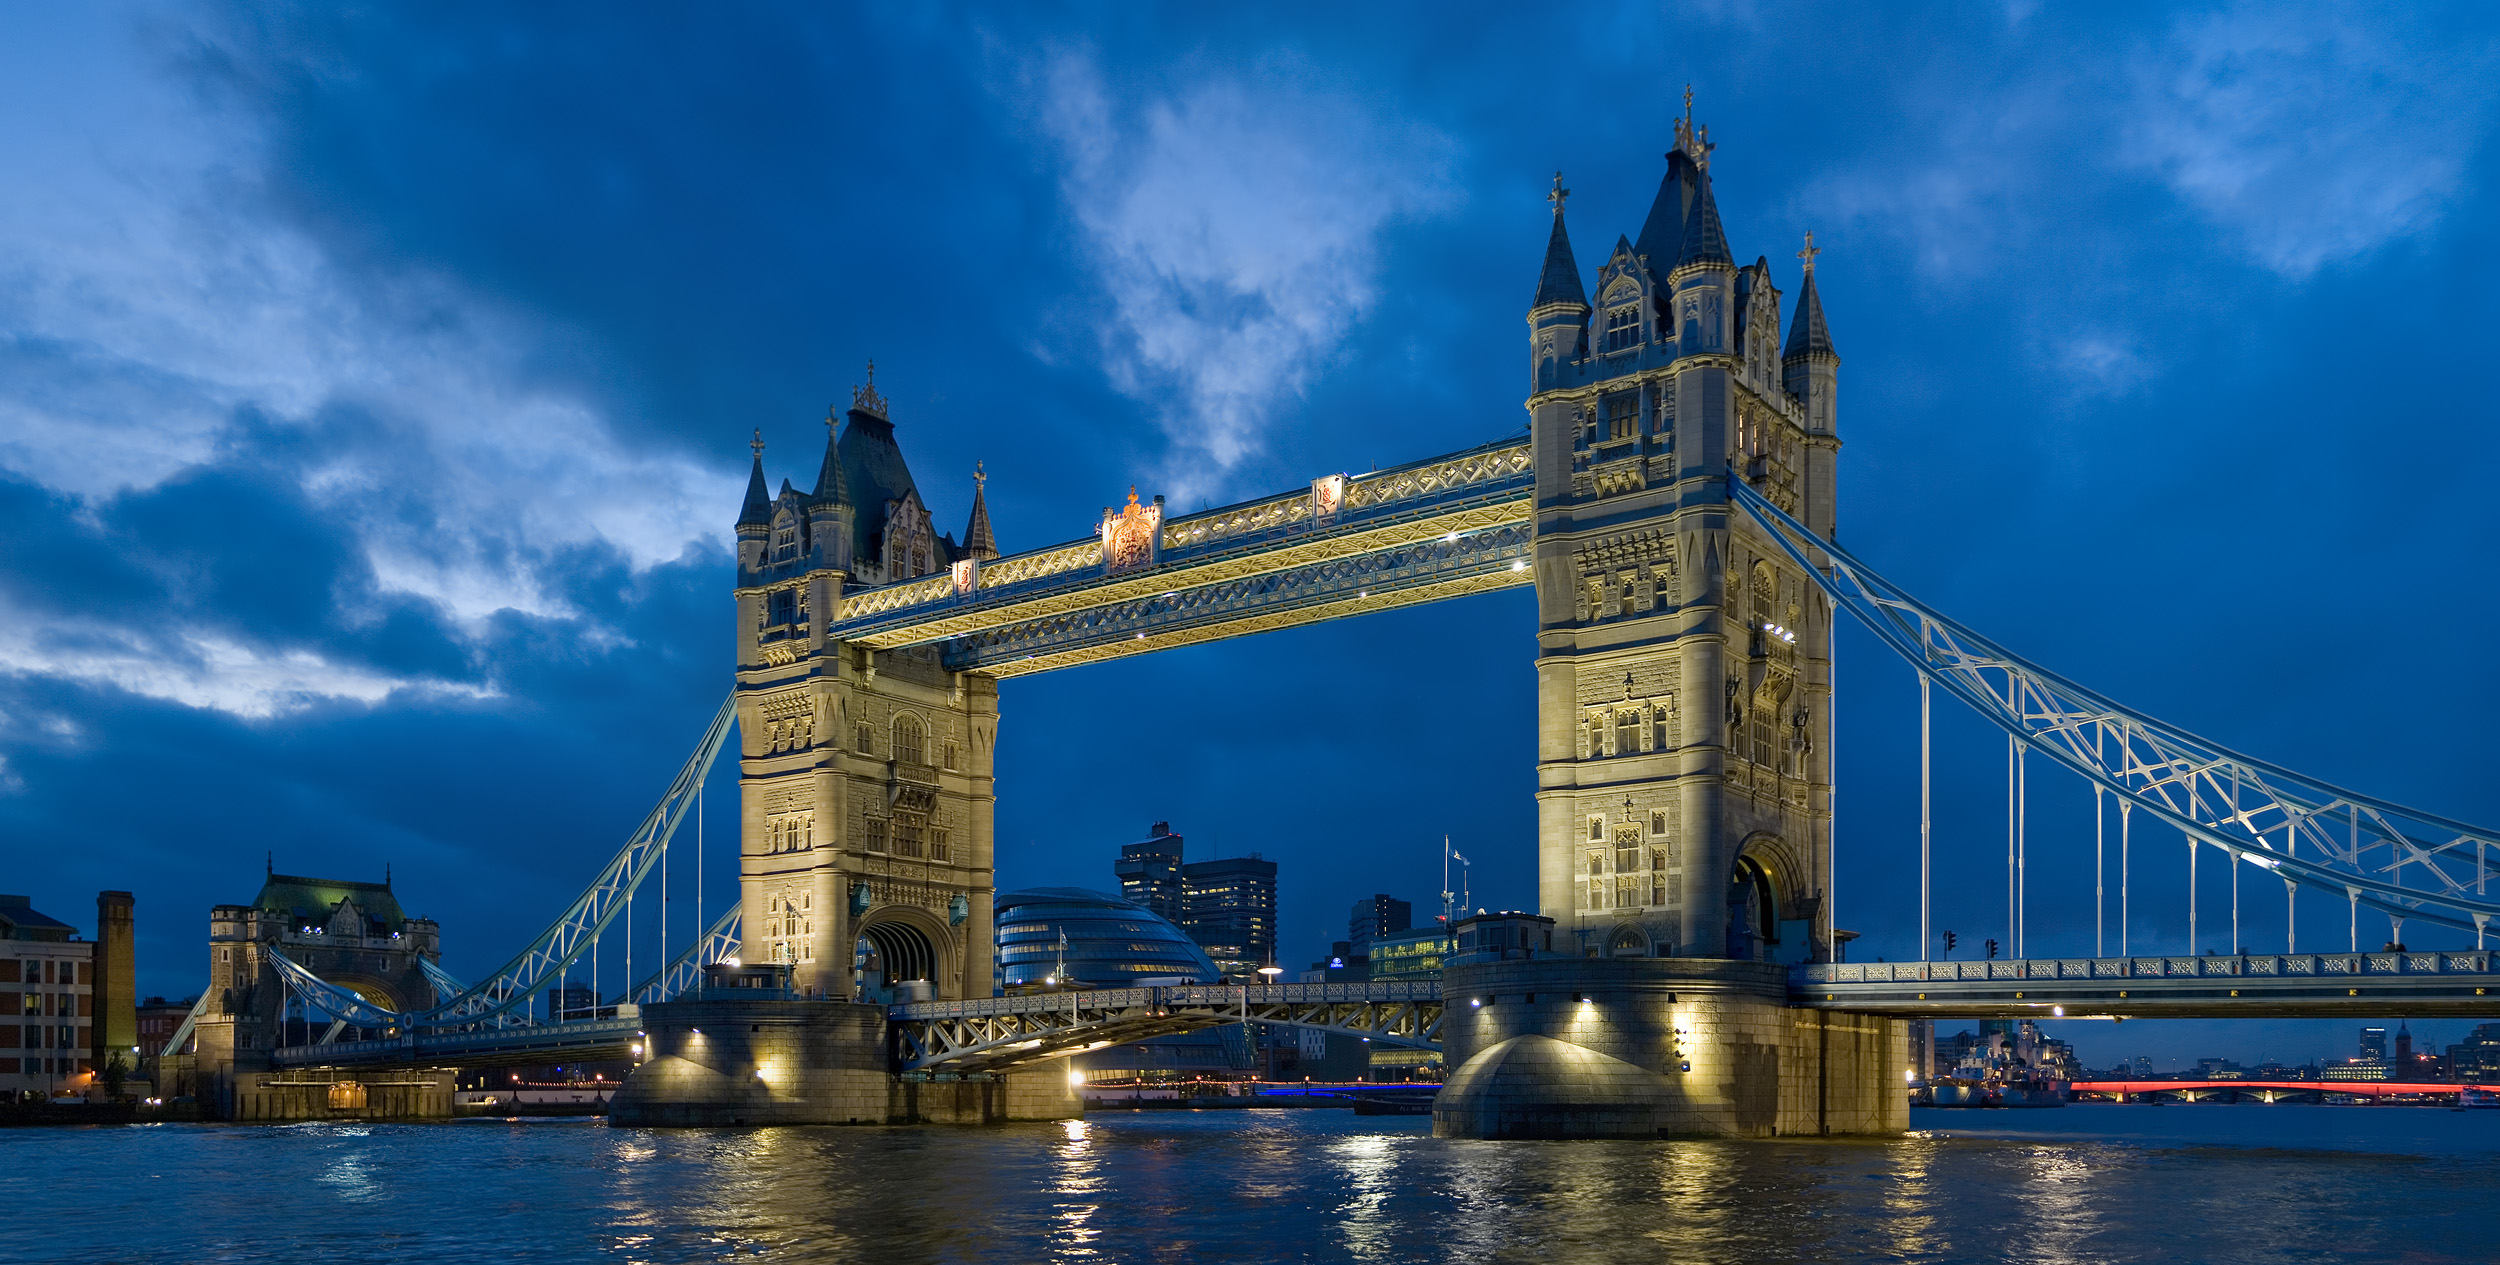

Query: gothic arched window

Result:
[894,715,925,765]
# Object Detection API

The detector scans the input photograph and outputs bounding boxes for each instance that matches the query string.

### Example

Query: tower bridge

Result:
[186,104,2500,1136]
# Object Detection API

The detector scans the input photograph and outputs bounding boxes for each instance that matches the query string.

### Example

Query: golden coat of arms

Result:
[1100,487,1161,573]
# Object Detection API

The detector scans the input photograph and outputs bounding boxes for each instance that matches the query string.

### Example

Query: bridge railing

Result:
[1802,952,2496,985]
[889,980,1443,1022]
[825,439,1532,641]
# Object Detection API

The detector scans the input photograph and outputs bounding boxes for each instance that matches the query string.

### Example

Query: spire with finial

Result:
[1672,84,1714,172]
[1531,170,1588,312]
[851,359,887,419]
[962,460,998,560]
[811,403,848,503]
[1783,230,1837,361]
[1674,162,1732,272]
[737,427,773,527]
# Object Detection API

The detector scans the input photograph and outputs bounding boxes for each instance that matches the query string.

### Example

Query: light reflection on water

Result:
[5,1105,2499,1264]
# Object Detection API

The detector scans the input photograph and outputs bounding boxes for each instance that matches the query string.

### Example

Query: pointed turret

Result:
[1531,183,1588,312]
[737,430,772,527]
[1783,251,1837,362]
[811,405,849,504]
[1632,148,1701,272]
[1673,170,1732,273]
[963,462,998,560]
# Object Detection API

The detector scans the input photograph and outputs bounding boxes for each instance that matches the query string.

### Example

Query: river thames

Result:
[11,1105,2498,1263]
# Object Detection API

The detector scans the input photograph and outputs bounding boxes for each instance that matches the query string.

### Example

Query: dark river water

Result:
[10,1104,2500,1263]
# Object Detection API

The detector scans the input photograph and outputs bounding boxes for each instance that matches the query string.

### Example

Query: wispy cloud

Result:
[1029,51,1456,500]
[2123,6,2500,277]
[0,15,736,713]
[0,622,489,720]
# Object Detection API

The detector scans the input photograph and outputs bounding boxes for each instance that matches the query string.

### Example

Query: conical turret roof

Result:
[1531,200,1588,311]
[1675,171,1732,272]
[736,433,772,528]
[1784,266,1837,361]
[1632,149,1701,273]
[811,407,849,505]
[963,463,998,560]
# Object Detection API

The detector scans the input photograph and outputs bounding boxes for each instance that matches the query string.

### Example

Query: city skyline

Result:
[5,5,2499,1072]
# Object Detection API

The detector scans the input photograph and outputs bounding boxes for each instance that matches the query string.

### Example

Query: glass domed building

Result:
[994,888,1221,990]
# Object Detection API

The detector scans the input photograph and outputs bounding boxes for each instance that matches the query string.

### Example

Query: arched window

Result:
[894,715,925,765]
[1616,709,1641,755]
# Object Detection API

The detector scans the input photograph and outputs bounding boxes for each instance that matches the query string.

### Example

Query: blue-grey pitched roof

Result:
[811,422,849,505]
[1531,207,1588,310]
[1675,171,1732,271]
[1784,267,1837,360]
[1631,149,1701,273]
[736,454,772,527]
[837,408,923,563]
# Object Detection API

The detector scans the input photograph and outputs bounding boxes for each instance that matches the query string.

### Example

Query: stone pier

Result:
[609,993,1079,1127]
[1433,952,1905,1139]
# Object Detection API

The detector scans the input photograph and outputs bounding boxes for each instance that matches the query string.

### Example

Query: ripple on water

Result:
[3,1107,2497,1264]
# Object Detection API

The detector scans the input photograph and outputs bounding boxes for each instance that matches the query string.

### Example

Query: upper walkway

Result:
[820,440,1532,677]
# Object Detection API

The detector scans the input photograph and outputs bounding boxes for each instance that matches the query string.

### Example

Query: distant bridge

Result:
[1797,952,2500,1018]
[2068,1079,2482,1102]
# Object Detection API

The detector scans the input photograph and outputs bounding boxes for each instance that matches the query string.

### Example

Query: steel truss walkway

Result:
[887,982,1444,1075]
[825,440,1532,677]
[1796,952,2500,1017]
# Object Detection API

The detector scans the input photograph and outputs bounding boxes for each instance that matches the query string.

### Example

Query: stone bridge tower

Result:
[1527,106,1840,966]
[732,373,1001,1003]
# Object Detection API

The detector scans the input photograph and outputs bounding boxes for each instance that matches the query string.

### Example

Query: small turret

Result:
[1781,230,1839,435]
[805,404,856,572]
[1527,172,1591,392]
[963,462,998,561]
[736,430,772,573]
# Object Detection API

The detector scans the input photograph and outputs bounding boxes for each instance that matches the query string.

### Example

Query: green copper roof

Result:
[254,873,408,932]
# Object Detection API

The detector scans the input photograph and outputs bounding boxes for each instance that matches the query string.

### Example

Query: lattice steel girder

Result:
[956,521,1533,677]
[1730,475,2500,937]
[825,441,1532,654]
[267,695,737,1032]
[1796,954,2500,1018]
[891,983,1444,1074]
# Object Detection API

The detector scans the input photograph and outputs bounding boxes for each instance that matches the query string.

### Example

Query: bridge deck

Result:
[1798,952,2500,1017]
[272,1016,642,1069]
[889,981,1444,1074]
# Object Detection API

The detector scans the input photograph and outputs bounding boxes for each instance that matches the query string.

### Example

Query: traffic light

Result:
[1985,938,1999,960]
[1941,930,1957,958]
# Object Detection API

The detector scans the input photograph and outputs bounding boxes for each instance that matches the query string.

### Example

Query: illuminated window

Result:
[1603,391,1638,438]
[1616,710,1640,755]
[1603,304,1642,352]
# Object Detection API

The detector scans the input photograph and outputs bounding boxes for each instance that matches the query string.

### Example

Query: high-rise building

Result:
[1348,894,1412,951]
[2360,1026,2388,1060]
[1113,823,1186,923]
[2446,1023,2500,1083]
[1179,854,1277,977]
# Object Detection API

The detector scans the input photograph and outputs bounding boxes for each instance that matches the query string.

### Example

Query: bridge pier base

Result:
[1433,957,1906,1140]
[609,997,1080,1127]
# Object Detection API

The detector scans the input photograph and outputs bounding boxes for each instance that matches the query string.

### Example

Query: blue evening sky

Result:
[4,2,2496,1070]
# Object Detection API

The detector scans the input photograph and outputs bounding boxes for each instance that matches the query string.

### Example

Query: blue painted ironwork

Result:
[1796,952,2500,1015]
[265,693,737,1032]
[889,980,1443,1073]
[1731,473,2500,938]
[826,439,1533,652]
[942,522,1534,671]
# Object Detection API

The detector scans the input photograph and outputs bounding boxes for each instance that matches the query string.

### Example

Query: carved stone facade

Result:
[1529,118,1841,965]
[734,378,1000,1001]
